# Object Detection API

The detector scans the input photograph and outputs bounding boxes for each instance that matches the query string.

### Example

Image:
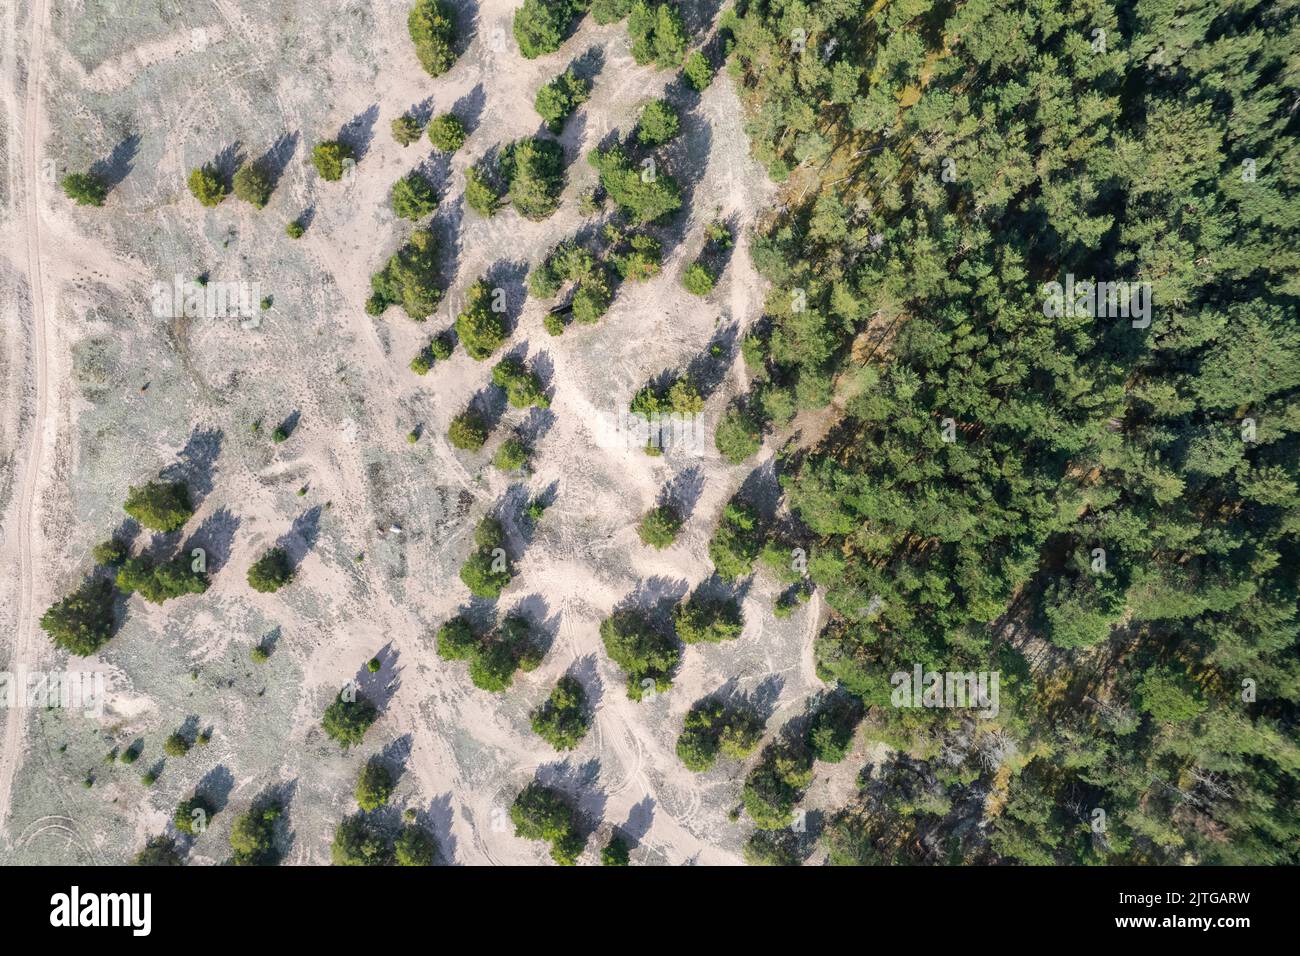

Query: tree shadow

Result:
[89,133,140,191]
[255,130,300,195]
[380,733,414,789]
[621,794,655,845]
[197,764,236,813]
[659,464,705,519]
[685,317,740,398]
[568,652,603,709]
[183,506,239,574]
[352,641,401,713]
[160,426,224,504]
[451,83,487,134]
[425,791,457,864]
[276,505,322,568]
[212,141,245,183]
[339,105,379,163]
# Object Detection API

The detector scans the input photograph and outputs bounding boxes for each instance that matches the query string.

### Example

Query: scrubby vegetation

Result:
[436,612,541,692]
[390,170,439,220]
[707,501,761,581]
[408,0,458,77]
[229,800,283,865]
[321,691,378,749]
[535,68,591,133]
[457,516,514,600]
[124,480,193,532]
[368,229,442,319]
[311,140,353,181]
[627,1,686,68]
[588,145,681,223]
[187,164,227,206]
[247,547,293,593]
[116,554,209,604]
[232,160,273,208]
[391,113,424,146]
[673,591,743,644]
[637,505,680,549]
[427,113,467,152]
[355,759,394,811]
[454,278,508,359]
[61,171,107,206]
[599,608,679,700]
[40,579,118,656]
[513,0,581,59]
[510,781,584,864]
[531,674,590,750]
[448,409,489,451]
[676,696,762,772]
[635,99,679,146]
[492,356,550,409]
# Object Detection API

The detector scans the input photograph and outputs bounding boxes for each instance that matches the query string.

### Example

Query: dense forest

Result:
[727,0,1300,863]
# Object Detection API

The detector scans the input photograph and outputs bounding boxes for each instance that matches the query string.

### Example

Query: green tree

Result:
[322,691,378,749]
[510,781,584,864]
[448,409,488,450]
[391,113,424,146]
[230,801,282,865]
[513,0,578,59]
[408,0,459,77]
[638,505,681,549]
[394,824,437,865]
[247,547,293,593]
[312,140,353,182]
[636,99,680,145]
[124,480,193,531]
[187,164,227,206]
[390,170,439,220]
[535,69,591,133]
[531,675,591,750]
[355,759,394,811]
[454,279,507,359]
[174,794,215,836]
[232,160,273,208]
[61,171,108,206]
[40,578,118,655]
[599,608,680,699]
[331,814,392,866]
[428,113,467,152]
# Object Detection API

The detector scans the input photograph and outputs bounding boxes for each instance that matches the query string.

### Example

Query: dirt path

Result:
[0,0,51,837]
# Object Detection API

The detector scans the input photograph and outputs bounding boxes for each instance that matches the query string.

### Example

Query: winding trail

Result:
[0,0,52,837]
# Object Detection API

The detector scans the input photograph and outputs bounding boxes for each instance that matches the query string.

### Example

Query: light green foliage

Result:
[390,170,439,220]
[391,113,424,146]
[408,0,459,76]
[627,1,686,68]
[599,608,680,700]
[427,113,467,152]
[355,759,394,811]
[115,554,209,604]
[510,781,584,864]
[124,480,193,531]
[311,140,353,181]
[636,99,679,146]
[531,675,591,750]
[187,164,227,206]
[368,228,442,318]
[247,547,293,593]
[588,145,681,223]
[232,161,273,208]
[637,505,681,549]
[673,592,743,644]
[61,171,107,206]
[708,501,761,581]
[448,409,488,450]
[321,691,378,749]
[454,279,507,359]
[535,69,591,133]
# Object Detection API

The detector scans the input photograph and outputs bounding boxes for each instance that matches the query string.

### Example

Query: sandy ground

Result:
[0,0,852,865]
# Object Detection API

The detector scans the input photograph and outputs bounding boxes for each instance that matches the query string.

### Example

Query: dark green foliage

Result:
[535,69,591,133]
[599,608,680,700]
[682,262,715,295]
[464,164,502,217]
[708,501,761,581]
[124,480,193,531]
[492,356,550,408]
[612,234,662,281]
[285,219,305,238]
[394,824,437,865]
[493,436,529,472]
[321,691,378,749]
[187,164,227,206]
[601,834,630,865]
[92,538,128,567]
[247,547,293,593]
[636,99,679,146]
[510,781,584,864]
[682,50,712,91]
[391,113,424,146]
[369,228,442,319]
[61,171,107,206]
[637,505,681,549]
[355,759,394,811]
[627,1,686,68]
[458,517,514,601]
[806,697,863,764]
[311,140,353,181]
[427,113,467,152]
[436,615,477,660]
[513,0,580,59]
[115,554,209,604]
[390,170,439,220]
[40,578,117,656]
[162,732,190,758]
[591,0,633,23]
[230,801,282,865]
[232,161,273,208]
[673,592,743,644]
[503,138,565,220]
[531,675,591,750]
[676,697,762,771]
[448,409,488,450]
[174,794,214,836]
[331,814,393,866]
[743,829,800,866]
[454,278,507,359]
[408,0,458,77]
[714,403,762,463]
[588,145,681,223]
[743,741,813,830]
[134,835,183,866]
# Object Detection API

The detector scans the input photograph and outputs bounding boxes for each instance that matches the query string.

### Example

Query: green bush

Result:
[61,171,108,206]
[637,505,681,549]
[510,781,584,864]
[544,313,566,336]
[369,228,442,318]
[715,404,763,463]
[682,262,716,295]
[312,140,353,181]
[428,113,467,152]
[503,138,565,220]
[599,608,680,700]
[455,279,508,359]
[535,69,591,133]
[92,538,128,567]
[464,164,501,216]
[163,732,191,758]
[628,1,687,68]
[40,579,118,656]
[355,759,394,811]
[708,502,762,581]
[285,219,305,238]
[408,0,459,77]
[322,691,378,749]
[134,835,183,866]
[232,160,273,208]
[636,99,680,145]
[331,814,392,866]
[676,697,762,771]
[247,547,293,593]
[391,113,424,146]
[492,357,550,408]
[187,164,227,206]
[124,480,193,531]
[115,554,209,604]
[531,675,590,750]
[390,170,439,220]
[742,743,813,830]
[591,0,634,24]
[588,145,681,223]
[394,824,437,865]
[174,794,214,836]
[743,829,800,866]
[513,0,579,59]
[435,615,477,660]
[493,436,529,472]
[448,409,488,450]
[673,592,743,644]
[806,697,862,763]
[683,50,713,91]
[601,834,630,865]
